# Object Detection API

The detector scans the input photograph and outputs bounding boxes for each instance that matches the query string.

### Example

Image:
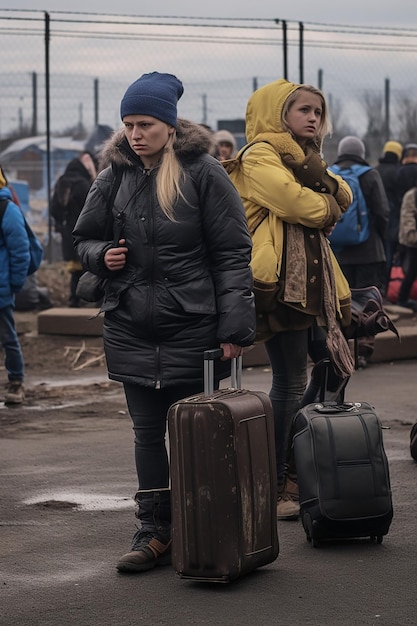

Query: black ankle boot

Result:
[116,489,171,573]
[116,529,172,572]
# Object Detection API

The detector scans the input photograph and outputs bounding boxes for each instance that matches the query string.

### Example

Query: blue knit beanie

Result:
[120,71,184,127]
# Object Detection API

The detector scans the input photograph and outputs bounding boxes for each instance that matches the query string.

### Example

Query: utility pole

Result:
[44,11,52,264]
[275,19,288,79]
[78,102,83,135]
[384,78,390,141]
[318,68,323,91]
[299,22,304,84]
[202,93,207,126]
[282,20,288,79]
[31,72,37,136]
[94,78,99,127]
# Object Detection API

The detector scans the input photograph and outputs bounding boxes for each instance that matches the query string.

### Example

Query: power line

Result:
[2,24,416,54]
[1,10,417,37]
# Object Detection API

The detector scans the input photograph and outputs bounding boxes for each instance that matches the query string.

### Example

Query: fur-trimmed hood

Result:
[98,118,214,171]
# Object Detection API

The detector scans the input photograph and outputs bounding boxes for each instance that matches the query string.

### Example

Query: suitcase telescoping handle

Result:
[203,349,242,395]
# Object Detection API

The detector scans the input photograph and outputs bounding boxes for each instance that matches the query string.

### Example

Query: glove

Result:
[283,149,339,195]
[319,193,343,227]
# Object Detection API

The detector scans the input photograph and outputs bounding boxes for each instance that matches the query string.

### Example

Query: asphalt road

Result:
[1,360,416,626]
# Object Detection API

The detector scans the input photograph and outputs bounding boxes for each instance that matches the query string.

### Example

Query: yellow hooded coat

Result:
[226,79,353,344]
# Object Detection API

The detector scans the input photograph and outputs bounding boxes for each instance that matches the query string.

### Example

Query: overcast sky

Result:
[1,1,416,141]
[1,0,416,29]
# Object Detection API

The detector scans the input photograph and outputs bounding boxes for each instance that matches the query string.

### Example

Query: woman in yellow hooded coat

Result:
[226,78,354,520]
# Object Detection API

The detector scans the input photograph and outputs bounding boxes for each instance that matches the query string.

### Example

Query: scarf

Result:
[317,232,354,379]
[284,224,353,379]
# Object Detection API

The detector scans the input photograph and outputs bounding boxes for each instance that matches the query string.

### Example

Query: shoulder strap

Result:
[350,164,372,178]
[222,140,265,175]
[0,198,9,238]
[329,164,341,174]
[104,165,123,242]
[0,198,8,224]
[330,164,370,178]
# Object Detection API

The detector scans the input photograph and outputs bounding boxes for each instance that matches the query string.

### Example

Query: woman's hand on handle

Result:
[220,343,244,360]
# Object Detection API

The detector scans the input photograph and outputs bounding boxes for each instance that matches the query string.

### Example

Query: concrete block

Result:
[38,308,103,336]
[370,326,417,363]
[35,308,417,363]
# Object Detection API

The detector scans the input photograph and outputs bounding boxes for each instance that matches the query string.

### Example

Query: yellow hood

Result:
[245,78,300,142]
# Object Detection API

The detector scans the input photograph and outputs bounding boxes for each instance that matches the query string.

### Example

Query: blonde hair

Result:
[281,84,332,151]
[156,131,185,221]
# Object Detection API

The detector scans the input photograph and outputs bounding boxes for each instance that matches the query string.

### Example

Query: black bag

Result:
[76,272,107,302]
[347,286,399,340]
[293,401,393,547]
[76,167,123,302]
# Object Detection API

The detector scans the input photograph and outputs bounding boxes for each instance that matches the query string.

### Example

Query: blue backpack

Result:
[328,164,371,253]
[0,198,44,275]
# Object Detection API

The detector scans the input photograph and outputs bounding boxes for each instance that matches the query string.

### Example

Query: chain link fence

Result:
[1,8,417,251]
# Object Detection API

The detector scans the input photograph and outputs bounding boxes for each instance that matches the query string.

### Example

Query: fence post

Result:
[44,11,52,264]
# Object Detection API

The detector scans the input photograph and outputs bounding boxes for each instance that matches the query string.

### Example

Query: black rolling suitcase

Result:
[168,349,279,582]
[293,400,393,547]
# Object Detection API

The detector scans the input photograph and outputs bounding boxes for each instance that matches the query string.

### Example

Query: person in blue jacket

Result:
[0,165,31,404]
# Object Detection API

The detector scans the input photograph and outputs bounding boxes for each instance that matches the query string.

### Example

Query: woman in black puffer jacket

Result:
[73,72,255,574]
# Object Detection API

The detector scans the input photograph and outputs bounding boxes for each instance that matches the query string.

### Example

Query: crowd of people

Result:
[2,71,417,574]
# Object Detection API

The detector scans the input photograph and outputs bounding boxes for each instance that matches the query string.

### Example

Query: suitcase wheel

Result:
[302,512,320,548]
[370,535,384,544]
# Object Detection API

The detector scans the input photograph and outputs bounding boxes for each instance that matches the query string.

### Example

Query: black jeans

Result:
[123,382,202,491]
[265,328,309,486]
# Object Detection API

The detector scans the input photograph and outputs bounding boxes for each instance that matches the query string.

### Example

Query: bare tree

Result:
[396,96,417,144]
[328,96,343,135]
[324,95,355,165]
[355,90,385,162]
[361,90,384,137]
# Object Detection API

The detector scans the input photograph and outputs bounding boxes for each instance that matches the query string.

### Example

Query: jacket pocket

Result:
[100,278,132,313]
[166,275,216,314]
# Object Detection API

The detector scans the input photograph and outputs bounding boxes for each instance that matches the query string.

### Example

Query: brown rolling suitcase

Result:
[168,349,279,583]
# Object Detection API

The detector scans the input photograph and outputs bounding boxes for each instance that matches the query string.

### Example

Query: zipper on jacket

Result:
[147,172,161,389]
[155,345,161,389]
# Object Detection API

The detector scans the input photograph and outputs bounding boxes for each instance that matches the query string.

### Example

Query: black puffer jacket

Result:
[73,119,255,388]
[376,154,402,244]
[51,158,93,261]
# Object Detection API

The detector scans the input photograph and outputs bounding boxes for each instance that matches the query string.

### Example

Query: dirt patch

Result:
[13,262,105,374]
[1,263,116,430]
[37,261,72,307]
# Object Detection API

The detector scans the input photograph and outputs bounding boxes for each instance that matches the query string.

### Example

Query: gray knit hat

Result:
[120,71,184,127]
[337,136,366,159]
[214,129,237,151]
